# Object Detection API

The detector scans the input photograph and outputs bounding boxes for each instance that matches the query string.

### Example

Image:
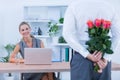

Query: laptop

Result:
[24,48,52,65]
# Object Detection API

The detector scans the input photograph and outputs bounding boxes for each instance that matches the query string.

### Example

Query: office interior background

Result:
[0,0,120,80]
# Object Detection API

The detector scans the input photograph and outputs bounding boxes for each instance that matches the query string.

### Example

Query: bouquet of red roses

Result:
[86,18,113,72]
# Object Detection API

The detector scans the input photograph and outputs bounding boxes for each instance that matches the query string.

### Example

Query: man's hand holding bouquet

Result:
[86,19,113,73]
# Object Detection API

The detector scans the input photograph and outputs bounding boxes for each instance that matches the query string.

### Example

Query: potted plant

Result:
[0,44,15,80]
[48,22,60,44]
[59,18,64,24]
[48,22,59,37]
[58,36,67,43]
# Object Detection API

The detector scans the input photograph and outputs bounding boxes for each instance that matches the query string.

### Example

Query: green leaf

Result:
[48,23,59,37]
[104,36,111,40]
[94,64,99,72]
[103,44,107,49]
[58,36,67,43]
[105,41,111,48]
[106,49,113,54]
[59,18,64,23]
[0,44,15,63]
[90,28,95,34]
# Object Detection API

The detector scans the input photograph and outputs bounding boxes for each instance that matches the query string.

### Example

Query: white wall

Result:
[0,0,24,46]
[0,0,72,46]
[0,0,119,45]
[106,0,120,79]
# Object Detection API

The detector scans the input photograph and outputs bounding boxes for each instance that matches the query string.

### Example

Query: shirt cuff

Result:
[79,50,89,58]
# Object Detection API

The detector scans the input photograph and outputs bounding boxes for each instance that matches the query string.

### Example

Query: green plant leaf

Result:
[48,23,59,37]
[103,44,107,49]
[0,44,15,63]
[58,36,67,43]
[106,49,113,54]
[59,18,64,23]
[90,28,95,34]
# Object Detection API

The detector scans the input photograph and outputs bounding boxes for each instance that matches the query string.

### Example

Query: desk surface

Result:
[0,62,120,73]
[111,63,120,71]
[0,62,70,73]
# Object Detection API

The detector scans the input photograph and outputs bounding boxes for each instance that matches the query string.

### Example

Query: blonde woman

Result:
[9,21,46,80]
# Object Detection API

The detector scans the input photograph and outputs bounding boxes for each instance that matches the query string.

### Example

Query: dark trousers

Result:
[70,52,111,80]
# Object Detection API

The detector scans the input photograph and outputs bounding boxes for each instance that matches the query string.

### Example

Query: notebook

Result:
[24,48,52,65]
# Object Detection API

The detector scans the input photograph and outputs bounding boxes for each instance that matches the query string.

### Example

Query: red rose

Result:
[103,20,111,29]
[87,20,93,29]
[101,19,104,24]
[106,21,111,29]
[95,19,101,27]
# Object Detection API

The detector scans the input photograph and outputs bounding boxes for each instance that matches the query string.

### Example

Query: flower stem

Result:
[94,64,99,72]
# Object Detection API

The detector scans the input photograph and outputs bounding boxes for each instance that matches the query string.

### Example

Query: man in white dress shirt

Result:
[63,0,120,80]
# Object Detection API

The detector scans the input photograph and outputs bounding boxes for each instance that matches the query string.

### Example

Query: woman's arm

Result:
[9,44,24,63]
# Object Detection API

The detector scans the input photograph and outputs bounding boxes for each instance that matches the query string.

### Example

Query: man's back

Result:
[64,0,116,41]
[70,0,114,23]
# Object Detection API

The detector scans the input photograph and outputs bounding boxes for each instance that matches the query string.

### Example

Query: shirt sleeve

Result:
[103,10,120,61]
[63,6,89,58]
[109,12,120,61]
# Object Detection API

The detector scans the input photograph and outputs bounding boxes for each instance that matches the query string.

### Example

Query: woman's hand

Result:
[19,58,24,63]
[15,58,24,64]
[9,56,24,64]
